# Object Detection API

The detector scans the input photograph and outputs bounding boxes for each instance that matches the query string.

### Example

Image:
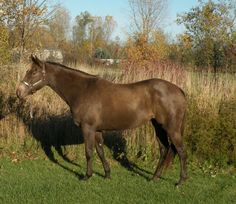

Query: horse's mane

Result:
[46,61,98,78]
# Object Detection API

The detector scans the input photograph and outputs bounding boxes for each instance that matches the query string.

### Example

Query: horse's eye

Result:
[32,71,37,75]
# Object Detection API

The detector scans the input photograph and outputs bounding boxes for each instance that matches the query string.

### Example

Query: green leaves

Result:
[177,0,236,70]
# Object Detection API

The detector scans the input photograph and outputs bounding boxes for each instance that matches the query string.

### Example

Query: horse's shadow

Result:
[0,91,153,180]
[1,93,153,180]
[19,112,153,180]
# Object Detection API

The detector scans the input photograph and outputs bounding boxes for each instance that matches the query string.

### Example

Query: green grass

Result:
[0,151,235,204]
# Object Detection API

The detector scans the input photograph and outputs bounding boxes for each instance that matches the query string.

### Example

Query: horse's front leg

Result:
[82,124,96,180]
[95,132,111,179]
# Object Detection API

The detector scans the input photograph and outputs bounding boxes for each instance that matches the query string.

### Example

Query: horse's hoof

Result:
[151,176,161,182]
[104,175,111,180]
[175,177,188,187]
[82,175,92,181]
[175,182,183,188]
[104,171,111,179]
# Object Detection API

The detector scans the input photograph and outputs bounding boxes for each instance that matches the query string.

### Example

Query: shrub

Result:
[185,96,236,167]
[94,48,111,59]
[216,98,236,165]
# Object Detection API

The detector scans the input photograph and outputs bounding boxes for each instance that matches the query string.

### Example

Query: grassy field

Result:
[0,149,236,204]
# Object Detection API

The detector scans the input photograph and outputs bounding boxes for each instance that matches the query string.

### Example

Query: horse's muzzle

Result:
[16,83,28,99]
[16,88,23,99]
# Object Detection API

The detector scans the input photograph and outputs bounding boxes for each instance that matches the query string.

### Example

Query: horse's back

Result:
[94,77,186,115]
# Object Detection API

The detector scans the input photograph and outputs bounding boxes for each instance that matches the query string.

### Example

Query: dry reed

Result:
[0,62,235,165]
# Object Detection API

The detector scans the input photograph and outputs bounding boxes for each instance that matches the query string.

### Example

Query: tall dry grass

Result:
[0,62,235,166]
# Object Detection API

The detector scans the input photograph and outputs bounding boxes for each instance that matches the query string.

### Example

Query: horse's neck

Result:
[46,65,90,107]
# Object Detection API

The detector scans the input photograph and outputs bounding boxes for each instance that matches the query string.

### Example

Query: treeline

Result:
[0,0,235,72]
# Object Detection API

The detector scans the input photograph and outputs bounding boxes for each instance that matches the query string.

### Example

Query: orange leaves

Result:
[0,0,51,61]
[124,32,170,68]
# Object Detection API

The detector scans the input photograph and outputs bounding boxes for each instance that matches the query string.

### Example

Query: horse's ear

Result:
[30,54,36,62]
[30,54,42,67]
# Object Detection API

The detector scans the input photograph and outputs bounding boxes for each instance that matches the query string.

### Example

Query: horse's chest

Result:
[71,102,102,126]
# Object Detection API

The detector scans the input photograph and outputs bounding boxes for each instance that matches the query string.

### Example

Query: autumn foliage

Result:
[124,32,170,69]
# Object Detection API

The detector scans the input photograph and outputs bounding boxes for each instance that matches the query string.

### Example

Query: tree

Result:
[72,12,117,63]
[103,16,117,42]
[174,33,194,65]
[177,0,236,71]
[124,31,170,67]
[151,30,170,60]
[0,0,54,62]
[73,11,93,45]
[72,11,93,63]
[31,25,55,50]
[125,0,169,68]
[128,0,167,41]
[48,5,70,49]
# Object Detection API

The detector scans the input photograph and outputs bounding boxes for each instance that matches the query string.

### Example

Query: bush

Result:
[94,48,111,59]
[216,98,236,165]
[185,96,236,166]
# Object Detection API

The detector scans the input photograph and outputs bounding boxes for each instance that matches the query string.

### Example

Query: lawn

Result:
[0,153,235,204]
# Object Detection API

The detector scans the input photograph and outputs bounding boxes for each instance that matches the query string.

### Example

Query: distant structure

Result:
[35,49,63,63]
[94,58,120,66]
[11,49,63,63]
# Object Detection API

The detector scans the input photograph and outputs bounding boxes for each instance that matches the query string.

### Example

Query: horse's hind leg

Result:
[167,124,187,186]
[95,132,111,179]
[151,119,169,181]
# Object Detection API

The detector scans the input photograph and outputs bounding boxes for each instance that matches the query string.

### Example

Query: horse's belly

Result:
[99,108,153,130]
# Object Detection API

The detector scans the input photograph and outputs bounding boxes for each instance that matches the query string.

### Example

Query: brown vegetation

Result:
[0,62,235,168]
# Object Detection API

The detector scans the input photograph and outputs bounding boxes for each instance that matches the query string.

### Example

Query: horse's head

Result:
[16,55,47,99]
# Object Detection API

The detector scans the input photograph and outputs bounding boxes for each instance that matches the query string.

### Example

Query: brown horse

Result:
[16,55,187,186]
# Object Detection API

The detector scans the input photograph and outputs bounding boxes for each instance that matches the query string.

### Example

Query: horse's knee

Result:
[85,148,93,159]
[160,145,168,154]
[177,146,186,158]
